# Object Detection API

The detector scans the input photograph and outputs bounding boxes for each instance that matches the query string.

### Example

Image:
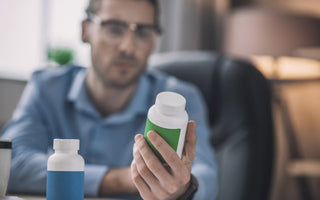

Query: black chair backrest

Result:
[149,51,274,200]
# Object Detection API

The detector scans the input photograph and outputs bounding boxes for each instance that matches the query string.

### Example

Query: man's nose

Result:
[118,31,136,55]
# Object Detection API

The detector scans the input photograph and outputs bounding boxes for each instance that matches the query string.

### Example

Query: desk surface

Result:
[17,196,119,200]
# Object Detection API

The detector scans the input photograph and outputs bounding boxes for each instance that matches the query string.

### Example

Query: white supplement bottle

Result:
[144,91,188,162]
[47,139,84,200]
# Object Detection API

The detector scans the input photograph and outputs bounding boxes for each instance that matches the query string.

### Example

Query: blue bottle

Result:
[47,139,84,200]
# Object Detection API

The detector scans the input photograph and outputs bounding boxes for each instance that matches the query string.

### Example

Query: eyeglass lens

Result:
[100,20,157,45]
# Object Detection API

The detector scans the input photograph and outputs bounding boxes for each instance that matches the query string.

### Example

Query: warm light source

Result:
[251,56,320,80]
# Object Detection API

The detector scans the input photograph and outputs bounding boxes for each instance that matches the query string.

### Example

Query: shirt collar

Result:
[67,69,86,102]
[67,69,100,118]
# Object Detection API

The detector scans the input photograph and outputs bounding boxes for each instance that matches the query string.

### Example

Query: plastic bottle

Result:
[144,91,189,163]
[47,139,84,200]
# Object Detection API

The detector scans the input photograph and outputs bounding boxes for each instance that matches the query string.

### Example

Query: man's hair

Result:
[85,0,160,26]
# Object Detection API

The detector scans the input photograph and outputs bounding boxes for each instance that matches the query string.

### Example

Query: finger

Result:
[182,121,197,163]
[133,141,160,188]
[147,131,184,175]
[135,149,171,199]
[131,161,155,200]
[135,134,176,189]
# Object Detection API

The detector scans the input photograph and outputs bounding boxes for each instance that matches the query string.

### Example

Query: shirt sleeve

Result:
[165,79,218,200]
[84,164,109,196]
[1,77,50,194]
[0,75,109,197]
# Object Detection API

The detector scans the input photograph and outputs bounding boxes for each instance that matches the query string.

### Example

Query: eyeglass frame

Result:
[85,12,162,45]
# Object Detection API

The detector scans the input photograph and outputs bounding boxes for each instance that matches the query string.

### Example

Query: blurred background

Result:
[0,0,320,199]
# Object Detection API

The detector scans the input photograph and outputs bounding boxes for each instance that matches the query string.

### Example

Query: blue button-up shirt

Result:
[1,66,217,199]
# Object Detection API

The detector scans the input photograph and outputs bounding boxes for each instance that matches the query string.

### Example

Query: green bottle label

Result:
[144,118,181,163]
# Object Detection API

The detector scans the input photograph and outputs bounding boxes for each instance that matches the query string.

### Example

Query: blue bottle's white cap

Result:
[53,139,79,151]
[155,91,186,116]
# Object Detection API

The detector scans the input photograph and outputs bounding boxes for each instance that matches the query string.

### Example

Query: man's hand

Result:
[99,167,138,196]
[131,121,197,200]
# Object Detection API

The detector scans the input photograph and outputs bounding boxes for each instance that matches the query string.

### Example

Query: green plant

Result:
[47,47,74,66]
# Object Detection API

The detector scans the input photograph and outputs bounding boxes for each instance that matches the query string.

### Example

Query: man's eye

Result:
[105,24,125,35]
[136,28,152,39]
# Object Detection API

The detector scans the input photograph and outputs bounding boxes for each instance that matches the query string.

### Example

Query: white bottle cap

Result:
[155,91,186,116]
[53,139,79,151]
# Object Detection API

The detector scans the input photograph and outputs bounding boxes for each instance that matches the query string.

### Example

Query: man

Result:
[1,0,217,199]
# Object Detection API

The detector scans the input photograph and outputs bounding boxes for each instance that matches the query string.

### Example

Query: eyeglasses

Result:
[87,12,161,47]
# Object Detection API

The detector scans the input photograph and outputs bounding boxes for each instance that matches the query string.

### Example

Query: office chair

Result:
[149,51,274,200]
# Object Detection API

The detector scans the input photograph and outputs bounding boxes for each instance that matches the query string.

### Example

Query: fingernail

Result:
[189,120,196,129]
[135,134,143,142]
[147,131,156,139]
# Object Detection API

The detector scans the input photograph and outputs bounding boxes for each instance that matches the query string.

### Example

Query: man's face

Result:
[84,0,156,89]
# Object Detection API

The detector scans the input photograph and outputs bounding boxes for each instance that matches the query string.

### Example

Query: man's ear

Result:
[82,20,89,43]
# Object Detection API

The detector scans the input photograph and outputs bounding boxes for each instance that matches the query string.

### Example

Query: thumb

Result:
[182,121,197,163]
